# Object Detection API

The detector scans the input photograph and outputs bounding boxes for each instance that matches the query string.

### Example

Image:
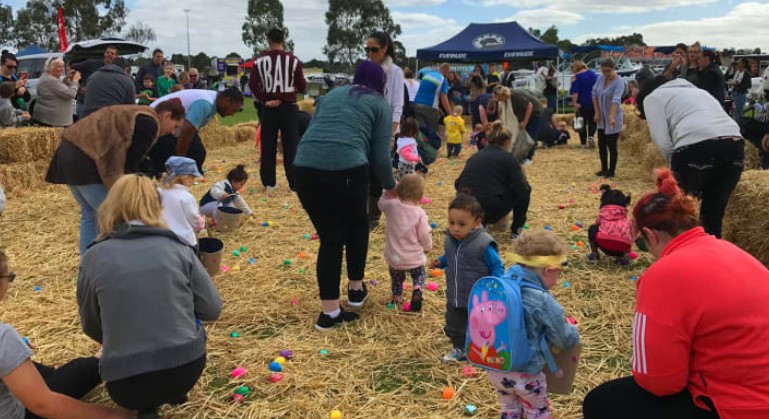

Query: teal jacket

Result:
[294,86,395,189]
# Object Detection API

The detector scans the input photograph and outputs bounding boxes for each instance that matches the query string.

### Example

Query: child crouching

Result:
[489,231,580,419]
[200,164,254,219]
[588,185,635,265]
[158,156,205,247]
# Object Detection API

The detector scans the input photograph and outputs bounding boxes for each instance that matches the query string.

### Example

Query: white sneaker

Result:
[265,185,278,193]
[442,348,467,363]
[587,137,595,148]
[523,159,533,165]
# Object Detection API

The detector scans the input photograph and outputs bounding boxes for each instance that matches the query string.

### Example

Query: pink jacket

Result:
[596,205,635,245]
[379,195,433,269]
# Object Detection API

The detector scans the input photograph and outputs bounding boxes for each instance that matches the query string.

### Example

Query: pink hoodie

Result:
[596,205,635,245]
[378,195,433,269]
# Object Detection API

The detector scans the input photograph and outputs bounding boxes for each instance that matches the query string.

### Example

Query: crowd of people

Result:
[2,30,769,419]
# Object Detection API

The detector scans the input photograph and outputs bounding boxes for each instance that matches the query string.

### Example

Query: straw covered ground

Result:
[0,110,763,418]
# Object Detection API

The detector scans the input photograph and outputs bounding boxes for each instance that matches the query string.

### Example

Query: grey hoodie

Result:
[77,224,222,382]
[82,64,136,118]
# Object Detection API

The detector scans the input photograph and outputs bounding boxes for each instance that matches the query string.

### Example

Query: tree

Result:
[585,33,646,47]
[14,1,58,50]
[242,0,294,56]
[323,0,401,71]
[539,25,559,45]
[123,22,156,45]
[528,28,541,38]
[0,2,14,49]
[191,52,211,71]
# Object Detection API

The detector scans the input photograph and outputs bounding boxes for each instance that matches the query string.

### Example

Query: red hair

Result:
[633,168,699,236]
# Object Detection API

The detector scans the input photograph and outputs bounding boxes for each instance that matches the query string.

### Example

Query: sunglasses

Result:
[1,272,16,282]
[365,46,380,53]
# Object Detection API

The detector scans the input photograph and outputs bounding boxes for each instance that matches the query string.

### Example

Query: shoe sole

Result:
[314,319,359,332]
[347,294,368,308]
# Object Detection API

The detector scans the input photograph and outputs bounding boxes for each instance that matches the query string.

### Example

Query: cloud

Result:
[385,0,447,5]
[501,8,583,26]
[391,12,456,29]
[398,25,466,55]
[482,0,717,13]
[572,2,769,50]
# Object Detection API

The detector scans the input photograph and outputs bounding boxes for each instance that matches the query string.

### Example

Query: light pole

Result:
[184,9,191,70]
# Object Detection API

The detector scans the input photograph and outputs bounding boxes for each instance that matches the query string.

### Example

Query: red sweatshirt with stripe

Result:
[248,49,306,103]
[632,227,769,419]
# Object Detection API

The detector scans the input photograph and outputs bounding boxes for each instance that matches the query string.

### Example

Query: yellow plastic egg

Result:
[330,409,343,419]
[274,356,286,366]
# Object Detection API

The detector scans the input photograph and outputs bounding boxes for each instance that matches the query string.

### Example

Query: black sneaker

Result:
[410,289,423,313]
[315,308,360,331]
[347,284,369,308]
[595,170,607,177]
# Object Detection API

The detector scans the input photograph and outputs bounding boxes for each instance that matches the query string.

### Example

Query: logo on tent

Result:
[473,34,505,50]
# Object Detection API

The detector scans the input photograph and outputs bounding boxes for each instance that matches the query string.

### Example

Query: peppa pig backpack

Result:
[465,266,559,373]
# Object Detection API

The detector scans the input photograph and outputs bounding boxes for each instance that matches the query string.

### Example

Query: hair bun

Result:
[654,168,681,198]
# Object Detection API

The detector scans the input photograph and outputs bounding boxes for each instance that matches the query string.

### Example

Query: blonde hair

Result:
[159,174,194,189]
[97,175,165,239]
[178,71,189,84]
[45,57,64,72]
[453,104,463,115]
[488,120,513,146]
[514,231,568,259]
[571,60,587,72]
[493,85,510,100]
[395,174,424,202]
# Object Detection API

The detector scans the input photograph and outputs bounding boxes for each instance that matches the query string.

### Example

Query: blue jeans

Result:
[68,184,108,256]
[546,94,557,114]
[733,92,747,123]
[525,114,543,160]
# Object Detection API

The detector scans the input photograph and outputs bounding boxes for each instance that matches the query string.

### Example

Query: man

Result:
[486,64,500,93]
[72,45,118,118]
[148,87,243,175]
[696,50,726,107]
[413,62,452,138]
[0,53,30,109]
[249,28,307,192]
[534,61,549,95]
[135,49,166,92]
[81,57,136,118]
[471,92,495,128]
[188,68,207,89]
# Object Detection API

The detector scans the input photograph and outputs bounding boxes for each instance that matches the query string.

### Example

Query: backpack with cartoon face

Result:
[465,267,559,373]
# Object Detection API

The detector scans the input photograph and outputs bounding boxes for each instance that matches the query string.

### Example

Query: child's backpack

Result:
[465,266,559,373]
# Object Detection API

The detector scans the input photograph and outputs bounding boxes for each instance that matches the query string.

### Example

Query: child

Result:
[487,231,580,419]
[432,193,505,362]
[445,105,466,157]
[556,121,570,146]
[156,63,176,98]
[137,75,157,106]
[623,80,638,105]
[470,123,487,150]
[588,184,635,265]
[378,174,432,311]
[0,81,30,127]
[199,164,254,219]
[158,156,205,247]
[395,118,421,180]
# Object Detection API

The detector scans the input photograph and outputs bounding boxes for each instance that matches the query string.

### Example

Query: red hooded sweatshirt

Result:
[248,49,306,103]
[632,227,769,418]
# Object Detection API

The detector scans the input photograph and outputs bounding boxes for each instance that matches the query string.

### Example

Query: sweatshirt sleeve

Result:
[182,193,203,231]
[611,78,625,105]
[231,194,253,216]
[417,210,433,253]
[189,252,223,321]
[47,79,79,100]
[507,157,530,201]
[249,62,264,102]
[371,101,396,190]
[76,268,103,343]
[539,295,580,350]
[209,181,227,200]
[483,245,505,278]
[390,67,404,124]
[293,57,307,95]
[643,94,675,161]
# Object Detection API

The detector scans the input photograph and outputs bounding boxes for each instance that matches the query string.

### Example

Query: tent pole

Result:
[556,56,561,114]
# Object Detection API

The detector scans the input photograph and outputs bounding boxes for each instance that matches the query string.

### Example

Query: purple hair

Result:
[351,60,386,96]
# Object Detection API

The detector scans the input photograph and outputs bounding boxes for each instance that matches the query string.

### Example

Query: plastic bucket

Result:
[215,206,243,233]
[545,342,582,395]
[199,238,224,277]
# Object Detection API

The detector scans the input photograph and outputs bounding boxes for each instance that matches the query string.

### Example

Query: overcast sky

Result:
[6,0,769,60]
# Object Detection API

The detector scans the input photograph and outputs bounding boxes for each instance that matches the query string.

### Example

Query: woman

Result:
[455,121,531,239]
[466,65,486,103]
[570,60,598,148]
[685,42,702,85]
[33,57,79,127]
[583,169,769,419]
[636,76,743,238]
[78,174,221,418]
[543,65,558,113]
[497,86,543,163]
[592,59,625,178]
[696,50,727,108]
[0,250,130,419]
[491,86,519,142]
[728,58,752,122]
[294,61,396,331]
[663,43,689,80]
[45,100,186,256]
[447,71,464,108]
[403,67,419,103]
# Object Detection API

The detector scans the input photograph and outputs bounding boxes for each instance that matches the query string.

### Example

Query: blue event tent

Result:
[416,21,561,63]
[16,45,49,57]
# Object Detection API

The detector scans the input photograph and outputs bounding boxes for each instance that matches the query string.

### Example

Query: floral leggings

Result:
[388,266,425,298]
[487,370,551,419]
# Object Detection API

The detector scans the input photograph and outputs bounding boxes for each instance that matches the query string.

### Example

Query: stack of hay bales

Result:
[744,141,762,170]
[723,170,769,266]
[0,127,62,193]
[198,118,258,150]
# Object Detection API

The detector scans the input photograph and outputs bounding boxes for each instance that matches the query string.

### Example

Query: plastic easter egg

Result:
[629,251,638,260]
[465,404,478,416]
[230,393,244,403]
[269,373,283,383]
[283,259,291,266]
[402,302,411,312]
[274,356,286,366]
[462,365,477,378]
[279,349,293,359]
[319,349,329,356]
[431,269,443,277]
[231,367,247,379]
[268,361,282,372]
[330,409,343,419]
[240,246,247,252]
[426,282,439,291]
[230,332,239,338]
[234,385,249,396]
[442,387,455,400]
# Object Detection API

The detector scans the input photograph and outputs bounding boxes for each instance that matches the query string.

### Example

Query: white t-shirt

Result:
[151,90,218,129]
[0,322,32,419]
[158,184,203,246]
[404,79,420,102]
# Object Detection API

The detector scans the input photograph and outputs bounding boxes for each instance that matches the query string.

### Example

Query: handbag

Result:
[572,116,584,131]
[512,129,535,162]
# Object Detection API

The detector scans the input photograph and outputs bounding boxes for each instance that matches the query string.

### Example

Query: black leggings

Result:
[597,129,619,174]
[670,138,744,238]
[26,358,101,419]
[146,132,207,177]
[583,376,718,419]
[295,165,370,300]
[106,355,206,414]
[578,108,597,145]
[368,168,383,227]
[260,102,299,190]
[478,186,532,233]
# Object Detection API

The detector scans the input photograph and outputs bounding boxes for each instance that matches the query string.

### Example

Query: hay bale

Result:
[724,170,769,266]
[233,125,256,144]
[554,113,575,127]
[297,99,316,115]
[745,141,762,170]
[0,127,62,163]
[199,124,237,150]
[621,110,650,156]
[0,160,49,193]
[641,143,667,172]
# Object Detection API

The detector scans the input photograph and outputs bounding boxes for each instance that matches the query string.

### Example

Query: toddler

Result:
[379,174,432,311]
[137,75,157,105]
[0,81,29,127]
[588,184,635,265]
[158,156,205,247]
[395,118,421,180]
[156,63,177,97]
[199,164,254,219]
[556,121,570,146]
[487,231,580,419]
[470,123,487,150]
[432,193,504,362]
[444,105,466,157]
